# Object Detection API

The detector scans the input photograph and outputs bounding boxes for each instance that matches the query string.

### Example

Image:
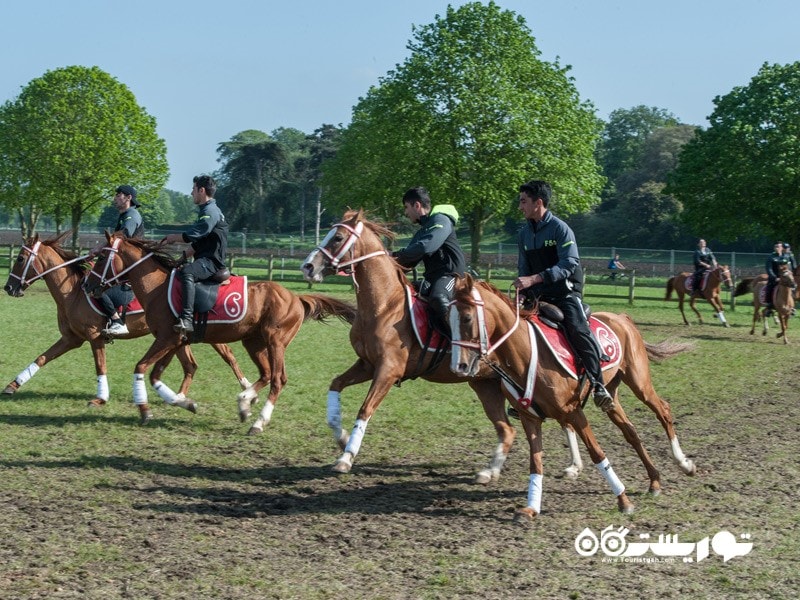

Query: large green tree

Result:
[0,66,168,245]
[668,62,800,247]
[322,1,603,263]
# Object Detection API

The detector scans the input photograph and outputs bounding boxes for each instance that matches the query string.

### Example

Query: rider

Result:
[607,254,626,280]
[764,241,789,316]
[161,175,229,334]
[692,239,716,294]
[392,186,466,337]
[99,185,144,336]
[513,179,614,412]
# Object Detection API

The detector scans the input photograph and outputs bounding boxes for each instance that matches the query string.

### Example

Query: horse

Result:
[3,233,249,409]
[448,276,697,520]
[750,264,795,342]
[665,264,733,326]
[300,210,691,497]
[81,231,356,428]
[735,265,800,302]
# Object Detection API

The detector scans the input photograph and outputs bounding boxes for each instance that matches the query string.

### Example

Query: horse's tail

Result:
[733,277,755,297]
[644,339,696,362]
[665,277,675,300]
[297,293,357,324]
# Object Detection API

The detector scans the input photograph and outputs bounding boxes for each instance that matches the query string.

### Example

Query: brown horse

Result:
[449,276,697,520]
[81,231,356,427]
[300,210,692,498]
[3,233,249,408]
[665,264,733,326]
[750,264,795,342]
[735,265,800,302]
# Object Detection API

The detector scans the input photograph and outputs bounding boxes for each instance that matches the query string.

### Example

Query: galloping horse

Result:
[449,276,697,520]
[300,210,693,501]
[3,233,249,408]
[750,264,795,342]
[665,264,733,326]
[82,231,356,427]
[735,265,800,302]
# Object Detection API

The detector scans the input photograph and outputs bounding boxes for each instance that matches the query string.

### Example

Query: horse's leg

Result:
[600,390,662,495]
[677,292,691,326]
[513,414,544,523]
[333,364,400,473]
[148,345,200,414]
[468,379,517,484]
[133,338,182,425]
[210,343,251,391]
[87,338,111,407]
[327,359,376,451]
[617,365,696,477]
[689,295,703,324]
[238,337,276,434]
[561,424,584,479]
[3,335,83,395]
[565,409,634,514]
[711,294,729,327]
[750,304,759,335]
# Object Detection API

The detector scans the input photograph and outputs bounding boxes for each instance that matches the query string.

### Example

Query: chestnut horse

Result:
[3,233,249,408]
[750,264,795,342]
[665,264,733,326]
[449,276,697,520]
[82,231,356,427]
[300,210,691,495]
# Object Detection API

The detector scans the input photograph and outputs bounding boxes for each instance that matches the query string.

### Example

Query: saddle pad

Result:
[167,270,248,324]
[84,291,144,317]
[406,285,447,351]
[529,315,622,380]
[684,272,710,293]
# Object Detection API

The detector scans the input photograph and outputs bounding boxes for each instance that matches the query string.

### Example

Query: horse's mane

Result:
[33,232,91,276]
[109,232,181,270]
[453,276,537,319]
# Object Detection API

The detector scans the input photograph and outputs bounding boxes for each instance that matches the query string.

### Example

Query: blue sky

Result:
[1,0,796,191]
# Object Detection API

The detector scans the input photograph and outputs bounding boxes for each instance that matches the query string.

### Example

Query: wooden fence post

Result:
[267,255,274,281]
[628,269,636,305]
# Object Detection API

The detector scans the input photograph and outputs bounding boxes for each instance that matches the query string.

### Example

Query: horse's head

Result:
[778,263,796,288]
[4,234,42,297]
[715,264,733,290]
[301,209,391,283]
[448,275,487,377]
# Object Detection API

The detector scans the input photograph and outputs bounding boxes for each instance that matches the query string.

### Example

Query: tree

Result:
[322,1,603,264]
[668,62,800,247]
[0,66,168,246]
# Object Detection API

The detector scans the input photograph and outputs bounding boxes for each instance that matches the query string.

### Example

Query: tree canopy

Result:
[667,62,800,248]
[322,1,604,263]
[0,66,168,245]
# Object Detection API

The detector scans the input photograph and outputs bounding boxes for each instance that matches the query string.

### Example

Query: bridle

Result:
[449,287,521,357]
[7,240,90,290]
[84,237,153,290]
[310,220,388,286]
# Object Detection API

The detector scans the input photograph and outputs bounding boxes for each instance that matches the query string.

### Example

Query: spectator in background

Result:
[607,253,626,279]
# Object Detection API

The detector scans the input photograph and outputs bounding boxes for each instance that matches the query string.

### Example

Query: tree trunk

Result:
[69,205,83,251]
[315,188,325,245]
[469,205,487,266]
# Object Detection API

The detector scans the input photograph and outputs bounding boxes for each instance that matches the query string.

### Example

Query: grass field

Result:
[0,282,797,599]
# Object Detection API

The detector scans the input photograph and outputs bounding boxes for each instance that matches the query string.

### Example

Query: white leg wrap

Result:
[595,457,625,496]
[258,400,275,423]
[344,418,369,457]
[527,473,543,513]
[489,442,507,475]
[15,362,40,386]
[133,373,148,406]
[327,390,342,431]
[152,380,178,405]
[718,312,727,323]
[670,437,687,464]
[96,374,109,401]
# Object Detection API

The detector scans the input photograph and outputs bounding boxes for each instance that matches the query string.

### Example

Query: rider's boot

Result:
[174,272,195,333]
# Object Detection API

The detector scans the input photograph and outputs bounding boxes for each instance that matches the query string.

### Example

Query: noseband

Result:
[8,241,89,289]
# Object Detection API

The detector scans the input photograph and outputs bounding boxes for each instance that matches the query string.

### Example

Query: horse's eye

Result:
[333,234,343,244]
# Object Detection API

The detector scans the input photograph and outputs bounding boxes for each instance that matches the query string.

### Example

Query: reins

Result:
[85,237,154,288]
[8,241,91,288]
[311,220,389,289]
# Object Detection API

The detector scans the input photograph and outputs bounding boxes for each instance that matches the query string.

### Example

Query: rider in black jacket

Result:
[513,180,614,412]
[392,187,466,337]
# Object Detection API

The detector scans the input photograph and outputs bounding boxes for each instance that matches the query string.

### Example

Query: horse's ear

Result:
[464,273,474,287]
[104,229,112,241]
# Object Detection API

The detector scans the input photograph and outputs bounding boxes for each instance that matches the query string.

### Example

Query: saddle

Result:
[167,269,248,328]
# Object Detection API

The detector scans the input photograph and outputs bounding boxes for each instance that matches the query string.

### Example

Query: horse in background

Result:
[449,276,697,520]
[750,264,795,343]
[82,231,356,428]
[3,233,249,408]
[665,264,733,327]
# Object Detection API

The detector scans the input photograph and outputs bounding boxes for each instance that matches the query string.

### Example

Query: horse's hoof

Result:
[247,425,263,436]
[138,409,153,426]
[513,508,538,523]
[648,485,662,496]
[87,398,107,408]
[332,459,352,474]
[563,465,582,480]
[475,471,492,485]
[238,409,252,423]
[617,493,635,514]
[174,399,197,414]
[3,381,19,395]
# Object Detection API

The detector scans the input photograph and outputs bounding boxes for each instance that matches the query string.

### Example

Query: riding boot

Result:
[430,294,451,338]
[175,271,196,333]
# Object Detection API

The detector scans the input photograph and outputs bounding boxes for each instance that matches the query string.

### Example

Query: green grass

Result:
[0,283,796,599]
